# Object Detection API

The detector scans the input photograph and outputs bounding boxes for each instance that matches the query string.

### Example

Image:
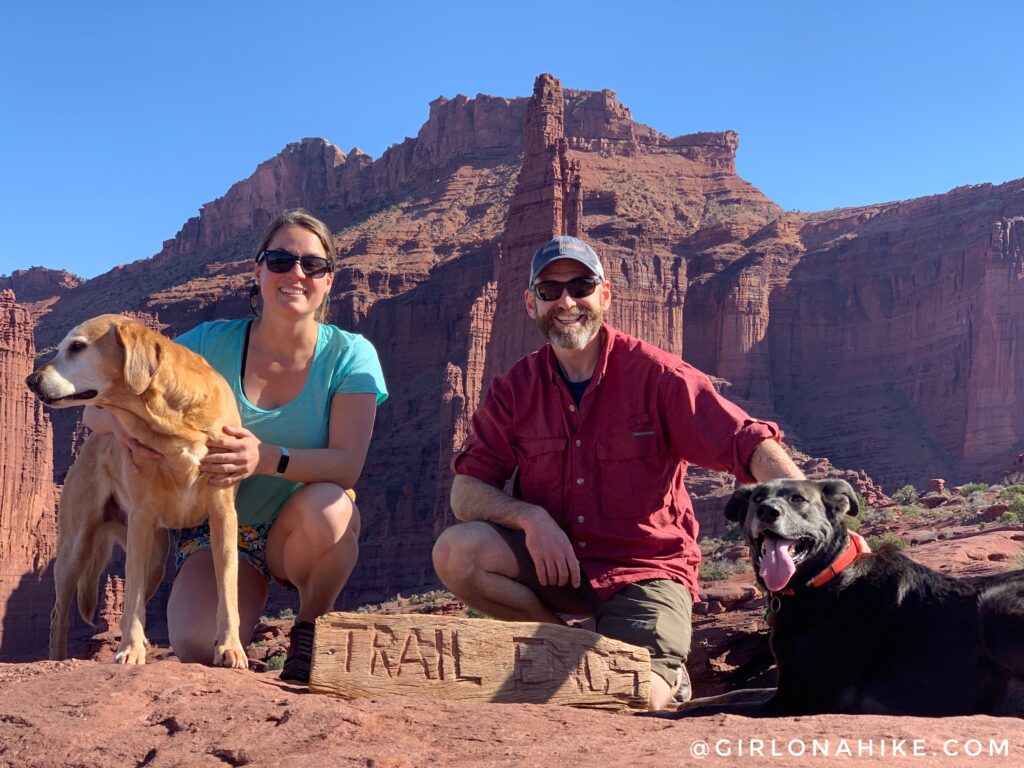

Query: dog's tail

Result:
[979,580,1024,676]
[75,521,125,625]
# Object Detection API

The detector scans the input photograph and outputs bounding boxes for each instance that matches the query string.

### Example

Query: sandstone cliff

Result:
[0,291,57,658]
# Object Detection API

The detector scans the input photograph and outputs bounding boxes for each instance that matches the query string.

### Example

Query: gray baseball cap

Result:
[529,236,605,285]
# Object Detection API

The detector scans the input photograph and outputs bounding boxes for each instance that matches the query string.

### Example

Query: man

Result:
[432,235,804,710]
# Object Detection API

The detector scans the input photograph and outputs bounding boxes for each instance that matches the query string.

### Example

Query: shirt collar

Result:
[543,323,617,385]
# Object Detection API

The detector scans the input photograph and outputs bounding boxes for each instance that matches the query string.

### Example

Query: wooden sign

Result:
[308,612,651,710]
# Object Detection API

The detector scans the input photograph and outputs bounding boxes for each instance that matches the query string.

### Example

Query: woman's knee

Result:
[288,483,360,546]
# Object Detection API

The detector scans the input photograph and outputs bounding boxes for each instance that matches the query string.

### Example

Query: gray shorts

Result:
[486,522,693,685]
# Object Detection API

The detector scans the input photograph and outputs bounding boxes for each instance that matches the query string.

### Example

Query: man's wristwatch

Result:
[276,446,290,475]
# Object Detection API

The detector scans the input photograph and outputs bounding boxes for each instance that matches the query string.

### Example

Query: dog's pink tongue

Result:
[760,537,797,592]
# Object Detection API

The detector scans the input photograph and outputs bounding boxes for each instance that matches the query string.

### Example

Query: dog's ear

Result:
[116,321,163,395]
[818,478,859,517]
[724,485,756,522]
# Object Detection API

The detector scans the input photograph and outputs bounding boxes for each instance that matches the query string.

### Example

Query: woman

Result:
[84,209,387,682]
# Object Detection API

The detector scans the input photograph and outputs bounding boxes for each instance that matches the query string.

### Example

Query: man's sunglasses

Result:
[531,277,603,302]
[257,250,333,278]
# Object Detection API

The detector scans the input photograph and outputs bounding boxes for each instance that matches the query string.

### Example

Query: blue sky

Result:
[3,1,1022,279]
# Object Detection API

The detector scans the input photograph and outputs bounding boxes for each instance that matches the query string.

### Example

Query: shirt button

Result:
[577,515,585,523]
[575,439,581,447]
[578,541,587,548]
[576,477,585,485]
[569,404,576,412]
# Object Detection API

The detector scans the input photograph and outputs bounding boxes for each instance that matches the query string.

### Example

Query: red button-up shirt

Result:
[452,324,780,602]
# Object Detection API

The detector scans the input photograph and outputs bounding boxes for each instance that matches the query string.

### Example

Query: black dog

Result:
[657,478,1024,718]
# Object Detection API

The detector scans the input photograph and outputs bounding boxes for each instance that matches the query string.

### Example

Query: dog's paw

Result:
[113,645,147,665]
[214,644,248,670]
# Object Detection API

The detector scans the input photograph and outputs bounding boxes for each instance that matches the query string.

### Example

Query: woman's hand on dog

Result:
[83,405,161,473]
[201,425,268,486]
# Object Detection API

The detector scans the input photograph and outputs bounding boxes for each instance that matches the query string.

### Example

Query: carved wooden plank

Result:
[308,612,651,710]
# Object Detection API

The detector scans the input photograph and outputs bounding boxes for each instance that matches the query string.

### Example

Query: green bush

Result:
[1007,494,1024,517]
[900,504,925,517]
[998,510,1023,526]
[999,484,1024,499]
[867,532,909,550]
[844,515,862,533]
[266,654,285,671]
[891,485,919,505]
[960,482,989,495]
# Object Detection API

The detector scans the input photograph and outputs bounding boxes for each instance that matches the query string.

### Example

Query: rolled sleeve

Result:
[666,364,782,481]
[732,419,782,483]
[451,378,516,488]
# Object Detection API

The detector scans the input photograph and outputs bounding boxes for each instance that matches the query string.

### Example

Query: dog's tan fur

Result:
[27,314,246,668]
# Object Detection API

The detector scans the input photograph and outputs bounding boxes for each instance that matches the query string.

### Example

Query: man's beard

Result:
[537,305,603,350]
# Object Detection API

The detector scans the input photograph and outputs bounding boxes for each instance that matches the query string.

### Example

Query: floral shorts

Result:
[174,519,295,587]
[173,488,355,590]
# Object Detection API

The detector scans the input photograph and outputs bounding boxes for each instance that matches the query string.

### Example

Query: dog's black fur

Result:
[657,478,1024,718]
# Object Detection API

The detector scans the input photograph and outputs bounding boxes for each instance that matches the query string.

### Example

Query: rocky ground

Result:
[2,480,1022,767]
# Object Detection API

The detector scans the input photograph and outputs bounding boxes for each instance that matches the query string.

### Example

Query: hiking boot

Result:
[672,663,693,704]
[280,620,315,683]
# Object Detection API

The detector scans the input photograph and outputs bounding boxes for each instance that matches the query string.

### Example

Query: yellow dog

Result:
[27,314,246,668]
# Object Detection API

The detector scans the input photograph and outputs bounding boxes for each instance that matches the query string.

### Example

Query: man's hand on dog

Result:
[201,425,266,486]
[521,508,581,588]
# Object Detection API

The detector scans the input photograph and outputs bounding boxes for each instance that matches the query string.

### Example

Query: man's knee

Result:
[433,522,498,586]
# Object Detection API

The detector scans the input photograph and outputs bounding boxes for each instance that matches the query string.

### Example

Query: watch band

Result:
[276,446,290,475]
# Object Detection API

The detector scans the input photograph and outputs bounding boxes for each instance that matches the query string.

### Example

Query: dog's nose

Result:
[757,502,782,522]
[25,370,42,392]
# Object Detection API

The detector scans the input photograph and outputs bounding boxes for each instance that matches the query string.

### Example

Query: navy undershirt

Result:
[561,373,592,406]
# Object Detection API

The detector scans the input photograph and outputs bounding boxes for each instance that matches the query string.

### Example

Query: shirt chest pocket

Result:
[514,437,567,507]
[596,429,666,519]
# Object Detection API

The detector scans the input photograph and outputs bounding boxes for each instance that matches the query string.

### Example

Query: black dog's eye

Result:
[791,494,807,503]
[67,341,87,354]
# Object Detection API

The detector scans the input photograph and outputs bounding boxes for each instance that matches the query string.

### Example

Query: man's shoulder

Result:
[607,326,690,374]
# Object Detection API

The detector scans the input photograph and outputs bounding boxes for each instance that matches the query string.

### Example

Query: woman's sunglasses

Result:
[531,277,603,302]
[257,250,333,279]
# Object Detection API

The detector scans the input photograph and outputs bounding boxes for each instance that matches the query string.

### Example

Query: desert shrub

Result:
[266,654,285,671]
[998,510,1023,526]
[900,504,925,517]
[844,515,862,533]
[959,482,989,496]
[1008,494,1024,517]
[862,507,894,525]
[999,484,1024,499]
[466,608,486,619]
[891,485,919,505]
[867,532,909,550]
[699,557,743,582]
[276,607,295,620]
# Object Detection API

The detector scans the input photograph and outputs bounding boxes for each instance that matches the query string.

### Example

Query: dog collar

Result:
[764,530,871,627]
[772,530,872,598]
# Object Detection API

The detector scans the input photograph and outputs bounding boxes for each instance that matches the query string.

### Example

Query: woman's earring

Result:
[249,284,261,317]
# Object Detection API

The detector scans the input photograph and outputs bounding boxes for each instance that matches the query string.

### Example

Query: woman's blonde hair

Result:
[254,209,336,323]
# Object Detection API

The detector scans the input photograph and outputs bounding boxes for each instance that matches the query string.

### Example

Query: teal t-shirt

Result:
[175,319,388,525]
